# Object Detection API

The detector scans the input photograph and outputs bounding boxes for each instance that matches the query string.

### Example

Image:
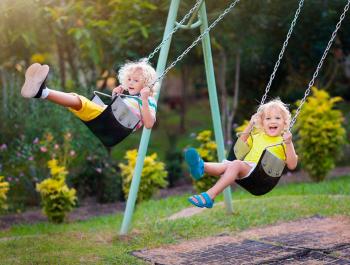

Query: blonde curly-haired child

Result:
[21,59,158,129]
[185,98,298,208]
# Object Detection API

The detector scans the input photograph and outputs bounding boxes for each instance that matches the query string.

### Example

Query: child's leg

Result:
[21,63,49,98]
[21,63,104,121]
[189,160,251,205]
[204,161,231,176]
[206,160,251,199]
[185,148,230,180]
[21,63,81,110]
[46,90,82,110]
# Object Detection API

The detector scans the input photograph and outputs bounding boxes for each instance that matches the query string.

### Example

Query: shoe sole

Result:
[185,148,203,180]
[185,148,200,166]
[21,64,49,98]
[188,196,203,208]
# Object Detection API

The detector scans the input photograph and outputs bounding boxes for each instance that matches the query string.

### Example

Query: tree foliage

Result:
[1,0,350,96]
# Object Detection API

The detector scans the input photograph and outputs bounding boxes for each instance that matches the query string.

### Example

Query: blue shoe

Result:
[188,192,214,208]
[185,148,204,180]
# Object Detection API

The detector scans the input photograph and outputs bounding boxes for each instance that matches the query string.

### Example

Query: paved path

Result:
[133,216,350,265]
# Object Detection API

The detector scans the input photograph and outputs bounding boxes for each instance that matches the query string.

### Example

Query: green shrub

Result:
[36,159,77,223]
[119,149,168,202]
[0,80,100,209]
[192,130,219,192]
[95,167,123,203]
[71,153,123,203]
[0,176,9,211]
[165,149,183,187]
[294,87,346,181]
[0,130,77,208]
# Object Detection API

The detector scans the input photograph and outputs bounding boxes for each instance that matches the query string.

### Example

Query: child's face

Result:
[125,69,145,95]
[261,106,285,137]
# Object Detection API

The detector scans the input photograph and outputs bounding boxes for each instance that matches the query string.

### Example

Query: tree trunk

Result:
[216,49,241,148]
[56,36,66,89]
[56,0,67,89]
[324,58,339,90]
[228,51,241,146]
[0,68,7,115]
[180,66,189,133]
[65,38,79,87]
[216,49,228,143]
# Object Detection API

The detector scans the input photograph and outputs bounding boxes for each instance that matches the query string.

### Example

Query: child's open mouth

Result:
[269,126,278,133]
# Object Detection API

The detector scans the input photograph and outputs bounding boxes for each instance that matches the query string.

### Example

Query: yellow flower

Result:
[196,130,212,142]
[235,120,250,133]
[45,132,54,142]
[205,141,217,150]
[47,159,67,178]
[30,53,46,64]
[0,176,9,209]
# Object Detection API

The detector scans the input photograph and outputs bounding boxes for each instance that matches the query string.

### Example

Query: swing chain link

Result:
[153,0,241,86]
[146,0,204,62]
[290,0,350,129]
[260,0,305,106]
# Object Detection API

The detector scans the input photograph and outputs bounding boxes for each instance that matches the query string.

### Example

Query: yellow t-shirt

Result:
[243,132,286,163]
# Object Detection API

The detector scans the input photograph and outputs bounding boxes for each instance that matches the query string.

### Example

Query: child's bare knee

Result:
[229,160,242,168]
[230,160,248,170]
[69,93,82,110]
[223,159,231,165]
[69,93,80,100]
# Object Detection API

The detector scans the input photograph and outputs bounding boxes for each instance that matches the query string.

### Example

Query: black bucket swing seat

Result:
[82,91,142,147]
[227,133,287,196]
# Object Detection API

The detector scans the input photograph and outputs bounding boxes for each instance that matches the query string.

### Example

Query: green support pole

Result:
[119,0,181,235]
[120,0,234,234]
[198,2,233,213]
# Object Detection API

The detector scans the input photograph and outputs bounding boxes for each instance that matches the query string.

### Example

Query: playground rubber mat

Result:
[133,215,350,265]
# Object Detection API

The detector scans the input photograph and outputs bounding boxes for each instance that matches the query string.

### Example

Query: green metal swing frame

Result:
[120,0,233,235]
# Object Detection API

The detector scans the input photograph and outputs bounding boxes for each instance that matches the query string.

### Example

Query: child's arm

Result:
[140,87,156,129]
[112,85,124,97]
[240,114,256,142]
[283,131,298,170]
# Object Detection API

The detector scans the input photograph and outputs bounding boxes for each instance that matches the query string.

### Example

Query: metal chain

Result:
[260,0,305,106]
[290,0,350,129]
[146,0,204,62]
[152,0,241,86]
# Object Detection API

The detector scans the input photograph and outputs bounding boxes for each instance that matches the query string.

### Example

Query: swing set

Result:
[77,0,350,234]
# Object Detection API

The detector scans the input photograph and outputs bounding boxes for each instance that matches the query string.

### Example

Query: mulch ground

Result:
[0,197,126,230]
[133,215,350,265]
[0,166,349,230]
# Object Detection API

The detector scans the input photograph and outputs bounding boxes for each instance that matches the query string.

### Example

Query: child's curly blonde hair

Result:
[117,59,158,95]
[254,98,291,132]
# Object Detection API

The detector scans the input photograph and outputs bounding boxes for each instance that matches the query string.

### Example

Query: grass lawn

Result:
[0,175,349,264]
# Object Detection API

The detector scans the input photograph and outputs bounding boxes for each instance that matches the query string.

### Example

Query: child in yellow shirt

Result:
[185,99,298,208]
